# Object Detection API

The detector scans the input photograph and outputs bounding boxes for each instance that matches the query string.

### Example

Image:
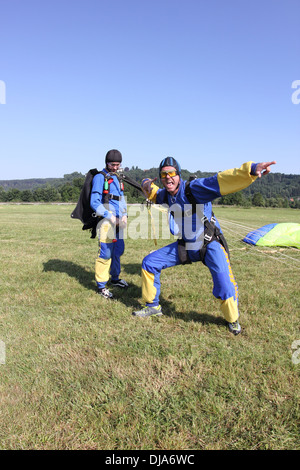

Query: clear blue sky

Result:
[0,0,299,179]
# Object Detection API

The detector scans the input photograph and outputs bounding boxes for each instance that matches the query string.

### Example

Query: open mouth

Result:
[166,180,175,188]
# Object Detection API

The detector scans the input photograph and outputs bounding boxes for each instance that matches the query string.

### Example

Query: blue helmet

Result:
[159,157,181,178]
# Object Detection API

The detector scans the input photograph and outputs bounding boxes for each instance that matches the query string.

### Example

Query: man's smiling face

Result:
[160,166,180,195]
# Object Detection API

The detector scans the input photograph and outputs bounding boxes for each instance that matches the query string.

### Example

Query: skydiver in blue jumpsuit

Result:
[132,157,276,334]
[90,149,128,299]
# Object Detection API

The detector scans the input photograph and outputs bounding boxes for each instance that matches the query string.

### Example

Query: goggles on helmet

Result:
[160,169,178,179]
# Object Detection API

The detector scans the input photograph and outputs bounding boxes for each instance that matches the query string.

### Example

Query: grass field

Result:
[0,203,299,450]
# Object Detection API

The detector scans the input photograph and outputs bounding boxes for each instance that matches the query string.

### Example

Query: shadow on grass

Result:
[122,262,142,275]
[160,299,225,326]
[42,260,141,306]
[123,264,225,325]
[43,259,95,291]
[43,260,225,325]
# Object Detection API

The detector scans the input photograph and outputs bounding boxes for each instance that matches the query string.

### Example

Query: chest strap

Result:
[108,194,122,201]
[99,171,123,204]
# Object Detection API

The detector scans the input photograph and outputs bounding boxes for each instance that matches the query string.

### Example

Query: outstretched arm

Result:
[216,161,277,196]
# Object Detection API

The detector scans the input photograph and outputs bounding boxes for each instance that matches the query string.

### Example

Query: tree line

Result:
[0,167,299,208]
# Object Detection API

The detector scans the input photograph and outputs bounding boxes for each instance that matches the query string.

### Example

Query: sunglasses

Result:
[160,170,178,179]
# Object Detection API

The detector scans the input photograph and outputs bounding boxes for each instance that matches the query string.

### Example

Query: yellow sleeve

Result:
[147,183,160,203]
[217,161,257,196]
[141,179,160,203]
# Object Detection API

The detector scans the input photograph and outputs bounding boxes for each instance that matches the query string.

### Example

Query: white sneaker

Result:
[97,287,113,299]
[111,279,128,288]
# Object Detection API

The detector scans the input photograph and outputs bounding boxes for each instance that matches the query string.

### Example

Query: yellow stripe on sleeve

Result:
[217,161,257,196]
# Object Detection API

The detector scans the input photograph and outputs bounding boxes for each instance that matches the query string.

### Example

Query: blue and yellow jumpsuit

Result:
[141,162,258,323]
[90,169,127,289]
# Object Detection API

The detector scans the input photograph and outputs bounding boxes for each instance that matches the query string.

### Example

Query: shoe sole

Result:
[110,280,128,288]
[97,292,114,299]
[228,326,241,335]
[132,312,163,318]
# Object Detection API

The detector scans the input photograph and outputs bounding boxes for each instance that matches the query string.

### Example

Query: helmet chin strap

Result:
[174,180,180,192]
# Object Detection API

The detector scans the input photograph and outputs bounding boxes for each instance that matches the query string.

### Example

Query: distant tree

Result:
[21,190,34,202]
[63,172,84,182]
[266,197,279,208]
[59,183,80,202]
[32,187,45,201]
[72,177,85,189]
[218,192,249,206]
[5,188,21,201]
[252,192,265,207]
[274,196,289,208]
[43,186,61,202]
[0,186,5,202]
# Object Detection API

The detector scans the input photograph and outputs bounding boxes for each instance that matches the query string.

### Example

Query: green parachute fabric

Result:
[243,223,300,249]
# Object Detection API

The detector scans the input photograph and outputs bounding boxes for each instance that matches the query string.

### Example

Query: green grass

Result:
[0,203,299,450]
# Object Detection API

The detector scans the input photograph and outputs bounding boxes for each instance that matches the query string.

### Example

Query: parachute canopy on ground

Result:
[243,223,300,249]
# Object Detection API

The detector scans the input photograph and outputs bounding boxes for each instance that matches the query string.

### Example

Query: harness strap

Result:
[198,215,230,263]
[108,194,122,201]
[177,239,192,265]
[99,170,123,204]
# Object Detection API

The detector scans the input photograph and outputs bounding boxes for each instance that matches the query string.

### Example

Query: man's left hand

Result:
[255,161,277,178]
[119,215,127,228]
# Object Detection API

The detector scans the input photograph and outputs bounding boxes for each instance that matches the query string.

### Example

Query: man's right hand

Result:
[142,178,157,197]
[110,214,117,225]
